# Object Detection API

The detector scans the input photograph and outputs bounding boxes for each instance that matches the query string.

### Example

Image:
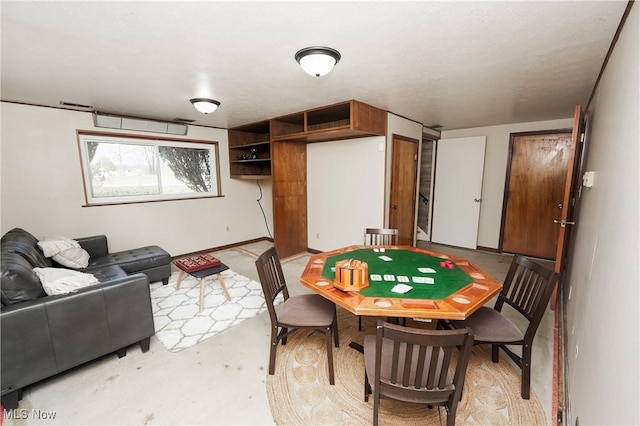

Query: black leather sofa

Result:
[0,228,172,409]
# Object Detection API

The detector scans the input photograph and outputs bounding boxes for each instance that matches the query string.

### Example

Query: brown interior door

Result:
[552,105,585,307]
[501,131,572,259]
[388,135,419,245]
[272,141,308,258]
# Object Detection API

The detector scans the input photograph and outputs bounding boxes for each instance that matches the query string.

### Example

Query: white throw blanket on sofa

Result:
[34,267,99,296]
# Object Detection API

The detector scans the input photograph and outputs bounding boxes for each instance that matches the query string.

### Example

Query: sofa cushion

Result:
[38,236,90,269]
[37,236,80,258]
[33,268,99,296]
[52,248,90,269]
[1,228,52,268]
[1,252,47,305]
[85,246,171,275]
[88,265,128,283]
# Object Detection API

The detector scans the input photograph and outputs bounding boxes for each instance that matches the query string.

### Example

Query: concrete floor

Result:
[3,240,555,425]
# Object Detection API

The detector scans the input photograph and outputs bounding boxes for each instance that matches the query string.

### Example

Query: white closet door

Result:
[431,136,486,249]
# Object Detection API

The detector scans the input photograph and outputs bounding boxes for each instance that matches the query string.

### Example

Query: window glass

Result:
[78,132,221,205]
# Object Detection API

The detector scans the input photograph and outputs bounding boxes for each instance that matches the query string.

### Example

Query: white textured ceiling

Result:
[0,1,628,131]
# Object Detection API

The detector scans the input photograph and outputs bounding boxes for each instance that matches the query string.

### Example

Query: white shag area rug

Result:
[150,270,267,352]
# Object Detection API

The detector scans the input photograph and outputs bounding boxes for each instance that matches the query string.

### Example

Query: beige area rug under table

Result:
[267,309,546,425]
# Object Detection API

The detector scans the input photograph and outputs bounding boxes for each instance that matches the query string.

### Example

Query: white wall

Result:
[307,136,385,251]
[0,103,273,256]
[441,117,573,249]
[306,113,423,252]
[565,4,639,425]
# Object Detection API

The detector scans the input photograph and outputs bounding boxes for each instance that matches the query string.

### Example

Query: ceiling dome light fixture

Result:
[190,98,221,114]
[295,46,341,77]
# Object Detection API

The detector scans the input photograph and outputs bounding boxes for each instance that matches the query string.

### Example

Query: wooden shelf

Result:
[228,121,271,178]
[271,100,387,143]
[227,99,388,258]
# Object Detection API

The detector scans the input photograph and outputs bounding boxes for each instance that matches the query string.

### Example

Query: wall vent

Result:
[93,112,188,135]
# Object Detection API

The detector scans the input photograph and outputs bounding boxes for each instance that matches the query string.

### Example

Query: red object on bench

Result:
[174,254,221,273]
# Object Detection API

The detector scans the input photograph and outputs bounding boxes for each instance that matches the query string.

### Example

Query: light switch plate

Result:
[583,171,595,187]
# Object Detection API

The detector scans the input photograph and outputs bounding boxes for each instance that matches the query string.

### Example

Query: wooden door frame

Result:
[498,128,572,254]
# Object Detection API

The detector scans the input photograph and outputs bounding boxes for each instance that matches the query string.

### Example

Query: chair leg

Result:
[325,327,335,385]
[491,344,500,363]
[521,344,532,399]
[446,404,456,426]
[268,326,279,375]
[333,311,340,348]
[358,316,362,331]
[364,372,371,401]
[373,384,381,426]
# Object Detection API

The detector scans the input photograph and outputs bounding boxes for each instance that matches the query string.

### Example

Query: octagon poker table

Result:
[300,245,502,320]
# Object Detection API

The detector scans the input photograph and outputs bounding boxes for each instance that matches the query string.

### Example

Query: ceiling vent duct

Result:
[93,112,188,135]
[422,126,442,140]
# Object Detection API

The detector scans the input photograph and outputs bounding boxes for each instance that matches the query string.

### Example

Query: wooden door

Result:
[388,135,418,245]
[431,136,486,249]
[271,141,307,258]
[552,106,585,307]
[501,131,571,259]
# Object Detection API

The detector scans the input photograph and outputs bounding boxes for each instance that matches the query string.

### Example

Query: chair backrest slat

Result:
[377,321,474,394]
[255,247,290,322]
[364,228,399,245]
[499,254,559,324]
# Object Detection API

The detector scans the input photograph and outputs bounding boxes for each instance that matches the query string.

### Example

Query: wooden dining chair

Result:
[255,247,340,384]
[360,228,400,330]
[364,320,474,426]
[364,228,399,245]
[445,254,559,399]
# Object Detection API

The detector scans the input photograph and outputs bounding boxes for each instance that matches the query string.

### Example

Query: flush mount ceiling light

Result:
[190,98,221,114]
[295,46,341,77]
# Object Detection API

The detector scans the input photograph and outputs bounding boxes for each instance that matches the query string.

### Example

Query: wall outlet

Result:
[226,225,230,231]
[316,232,320,239]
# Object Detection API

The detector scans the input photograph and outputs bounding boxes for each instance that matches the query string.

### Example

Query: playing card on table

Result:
[412,276,435,284]
[391,284,413,294]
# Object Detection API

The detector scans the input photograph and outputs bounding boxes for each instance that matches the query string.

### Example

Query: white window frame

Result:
[77,131,222,206]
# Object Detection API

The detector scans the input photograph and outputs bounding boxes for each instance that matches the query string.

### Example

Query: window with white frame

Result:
[78,131,222,205]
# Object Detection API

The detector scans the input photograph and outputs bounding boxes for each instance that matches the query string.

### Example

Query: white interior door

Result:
[431,136,486,249]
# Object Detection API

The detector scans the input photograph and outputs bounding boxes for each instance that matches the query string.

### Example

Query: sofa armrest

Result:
[44,273,154,371]
[1,301,58,397]
[75,235,109,258]
[1,273,154,398]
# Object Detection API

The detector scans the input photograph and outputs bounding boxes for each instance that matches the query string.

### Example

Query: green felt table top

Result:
[321,248,473,300]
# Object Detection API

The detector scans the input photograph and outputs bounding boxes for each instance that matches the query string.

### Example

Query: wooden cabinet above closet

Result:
[227,100,387,179]
[270,100,387,143]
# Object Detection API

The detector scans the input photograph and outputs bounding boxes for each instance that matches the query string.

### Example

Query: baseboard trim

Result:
[172,237,273,259]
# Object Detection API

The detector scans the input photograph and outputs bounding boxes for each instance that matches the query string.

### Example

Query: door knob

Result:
[553,219,576,227]
[390,205,398,210]
[474,198,482,203]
